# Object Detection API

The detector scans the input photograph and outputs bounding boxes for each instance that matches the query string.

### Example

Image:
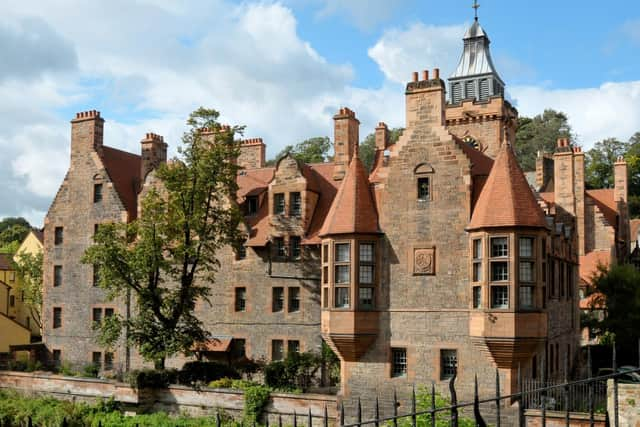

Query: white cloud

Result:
[315,0,405,31]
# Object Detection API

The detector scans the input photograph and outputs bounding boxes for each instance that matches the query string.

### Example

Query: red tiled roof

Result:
[101,146,142,221]
[193,337,232,352]
[303,163,340,244]
[539,192,554,204]
[579,250,611,286]
[239,169,274,247]
[586,189,618,227]
[453,137,494,176]
[0,253,12,270]
[468,144,547,230]
[580,292,605,310]
[32,229,44,244]
[319,156,380,237]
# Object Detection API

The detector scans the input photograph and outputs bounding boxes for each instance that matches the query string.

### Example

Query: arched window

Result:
[414,163,434,202]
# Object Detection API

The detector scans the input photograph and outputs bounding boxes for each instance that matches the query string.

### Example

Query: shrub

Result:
[264,351,320,391]
[126,368,179,389]
[81,363,100,378]
[208,377,233,389]
[178,361,239,386]
[242,383,270,424]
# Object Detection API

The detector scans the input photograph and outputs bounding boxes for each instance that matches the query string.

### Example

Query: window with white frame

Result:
[491,286,509,309]
[472,238,482,282]
[334,243,350,308]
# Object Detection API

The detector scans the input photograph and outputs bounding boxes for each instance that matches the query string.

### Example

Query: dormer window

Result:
[246,196,258,215]
[274,193,285,215]
[290,192,301,217]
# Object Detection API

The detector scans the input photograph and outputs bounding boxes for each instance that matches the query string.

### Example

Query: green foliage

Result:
[514,109,573,171]
[177,361,240,386]
[208,377,234,388]
[126,368,179,389]
[359,128,404,172]
[267,136,332,166]
[242,383,270,424]
[13,250,43,330]
[82,363,100,378]
[585,138,629,189]
[389,387,475,427]
[585,263,640,355]
[264,351,320,392]
[0,217,31,253]
[0,390,229,427]
[82,108,244,368]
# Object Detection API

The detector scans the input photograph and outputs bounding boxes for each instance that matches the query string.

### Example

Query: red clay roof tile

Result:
[468,144,547,230]
[101,146,142,221]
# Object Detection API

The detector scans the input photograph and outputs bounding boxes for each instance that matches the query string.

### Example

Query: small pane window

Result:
[275,238,286,258]
[236,244,247,260]
[231,339,246,359]
[272,287,284,312]
[92,307,102,324]
[274,193,285,215]
[359,243,375,284]
[335,287,350,308]
[359,287,374,309]
[290,192,302,217]
[53,307,62,328]
[246,196,258,215]
[104,352,114,370]
[519,261,535,282]
[288,287,300,312]
[92,352,102,369]
[392,348,407,377]
[491,262,508,281]
[473,262,482,282]
[323,266,328,284]
[335,265,350,284]
[94,183,103,203]
[54,265,62,287]
[417,177,430,201]
[290,236,301,259]
[491,237,508,257]
[335,243,350,263]
[272,340,284,361]
[323,244,328,263]
[105,308,114,318]
[359,243,374,262]
[288,340,300,354]
[491,286,509,309]
[235,287,246,312]
[359,265,374,284]
[52,349,61,367]
[473,286,482,308]
[440,349,457,380]
[519,286,534,309]
[9,295,15,307]
[54,227,64,245]
[519,237,534,258]
[473,239,482,259]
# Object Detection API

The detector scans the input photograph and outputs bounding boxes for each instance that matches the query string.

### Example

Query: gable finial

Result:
[472,0,480,21]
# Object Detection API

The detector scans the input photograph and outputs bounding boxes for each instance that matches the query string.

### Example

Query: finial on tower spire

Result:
[472,0,480,21]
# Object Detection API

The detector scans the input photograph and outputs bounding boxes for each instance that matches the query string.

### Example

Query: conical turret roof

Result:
[319,156,380,236]
[468,144,547,230]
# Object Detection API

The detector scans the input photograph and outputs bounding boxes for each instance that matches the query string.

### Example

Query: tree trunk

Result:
[155,357,165,370]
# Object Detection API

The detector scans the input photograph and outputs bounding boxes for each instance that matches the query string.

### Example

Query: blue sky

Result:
[1,0,639,225]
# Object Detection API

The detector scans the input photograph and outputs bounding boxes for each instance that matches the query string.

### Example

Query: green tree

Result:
[585,264,640,361]
[584,138,629,189]
[514,109,573,171]
[623,132,640,217]
[0,217,31,253]
[359,128,404,172]
[266,136,331,166]
[83,107,244,369]
[13,251,43,330]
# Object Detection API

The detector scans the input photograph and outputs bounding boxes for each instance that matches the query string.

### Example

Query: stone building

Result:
[41,16,629,406]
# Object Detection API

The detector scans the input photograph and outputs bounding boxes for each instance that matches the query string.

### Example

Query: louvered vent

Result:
[465,80,475,100]
[479,79,490,101]
[451,83,462,104]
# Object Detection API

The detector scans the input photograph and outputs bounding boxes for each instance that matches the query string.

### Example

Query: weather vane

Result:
[472,0,480,21]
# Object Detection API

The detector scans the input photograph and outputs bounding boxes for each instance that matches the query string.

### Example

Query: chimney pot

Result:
[422,70,428,81]
[412,71,418,82]
[433,68,440,80]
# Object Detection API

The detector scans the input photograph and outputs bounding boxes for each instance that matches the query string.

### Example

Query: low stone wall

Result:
[608,379,640,427]
[0,371,338,426]
[524,409,606,426]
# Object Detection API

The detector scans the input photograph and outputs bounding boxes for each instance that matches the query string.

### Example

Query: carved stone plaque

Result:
[414,248,435,275]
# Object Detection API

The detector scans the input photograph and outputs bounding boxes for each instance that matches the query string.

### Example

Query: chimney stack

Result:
[614,156,628,203]
[405,69,446,128]
[375,122,389,151]
[71,110,104,161]
[140,132,167,179]
[333,107,360,181]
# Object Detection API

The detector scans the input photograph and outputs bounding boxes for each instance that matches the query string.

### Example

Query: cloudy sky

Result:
[1,0,639,226]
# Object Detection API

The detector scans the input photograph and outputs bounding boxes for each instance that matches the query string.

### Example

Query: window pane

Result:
[519,237,534,258]
[288,340,300,354]
[275,238,286,257]
[290,192,301,216]
[105,308,114,317]
[440,349,457,380]
[290,236,301,259]
[519,261,535,282]
[54,265,62,287]
[93,308,102,323]
[335,265,350,284]
[335,243,350,262]
[53,307,62,328]
[417,177,430,201]
[247,196,258,215]
[55,227,64,245]
[323,287,329,308]
[359,265,373,284]
[392,348,407,377]
[272,340,284,361]
[491,286,509,309]
[359,243,374,263]
[473,262,482,282]
[519,286,534,309]
[92,352,102,368]
[359,287,374,309]
[473,286,482,308]
[323,266,328,284]
[235,288,246,312]
[288,287,300,312]
[104,353,114,370]
[94,184,103,203]
[274,193,285,214]
[473,239,482,259]
[323,245,328,263]
[335,287,350,308]
[490,237,508,257]
[491,262,508,281]
[272,287,284,312]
